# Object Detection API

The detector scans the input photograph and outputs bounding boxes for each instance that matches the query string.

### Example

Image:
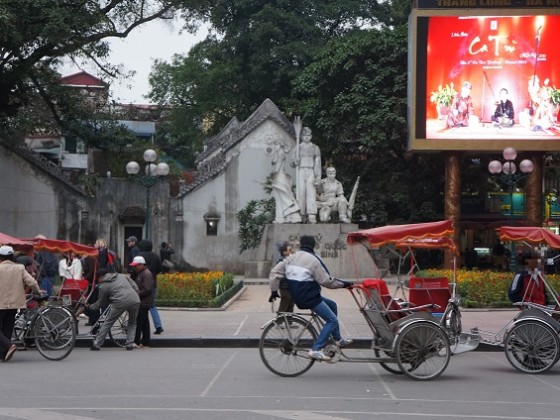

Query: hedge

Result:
[156,271,242,308]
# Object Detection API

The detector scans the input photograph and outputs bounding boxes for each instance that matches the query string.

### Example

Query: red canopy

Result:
[395,237,459,256]
[25,238,98,257]
[497,226,560,249]
[347,220,455,249]
[0,232,33,247]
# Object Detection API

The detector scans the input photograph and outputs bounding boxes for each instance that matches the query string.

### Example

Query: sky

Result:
[60,18,207,104]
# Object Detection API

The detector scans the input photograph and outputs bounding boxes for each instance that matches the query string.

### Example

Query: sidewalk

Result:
[77,280,518,351]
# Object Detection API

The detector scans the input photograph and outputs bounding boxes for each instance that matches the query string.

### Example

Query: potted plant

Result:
[430,83,457,119]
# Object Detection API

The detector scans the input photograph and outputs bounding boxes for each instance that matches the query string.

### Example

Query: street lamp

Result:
[126,149,170,237]
[488,147,534,272]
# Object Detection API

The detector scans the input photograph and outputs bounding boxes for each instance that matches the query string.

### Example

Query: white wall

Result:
[180,119,295,272]
[0,151,57,238]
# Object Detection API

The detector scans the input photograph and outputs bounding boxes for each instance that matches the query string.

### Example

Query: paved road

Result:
[74,283,519,350]
[2,347,560,420]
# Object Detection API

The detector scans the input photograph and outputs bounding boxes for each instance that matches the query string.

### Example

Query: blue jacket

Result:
[269,250,345,309]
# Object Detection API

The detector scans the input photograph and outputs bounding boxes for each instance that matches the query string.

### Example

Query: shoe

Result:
[126,345,133,351]
[90,344,100,351]
[133,343,141,349]
[3,344,17,362]
[154,327,164,335]
[336,338,354,347]
[308,349,331,361]
[74,305,85,317]
[85,322,94,327]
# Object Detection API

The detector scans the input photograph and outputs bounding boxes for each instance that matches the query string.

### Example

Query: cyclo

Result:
[474,226,560,374]
[259,220,480,380]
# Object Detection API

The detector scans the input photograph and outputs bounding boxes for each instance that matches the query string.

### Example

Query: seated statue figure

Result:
[316,166,350,223]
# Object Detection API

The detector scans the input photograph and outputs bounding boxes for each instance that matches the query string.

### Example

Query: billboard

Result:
[409,9,560,151]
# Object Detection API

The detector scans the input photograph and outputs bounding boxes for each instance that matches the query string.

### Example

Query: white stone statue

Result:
[270,142,302,224]
[291,127,321,223]
[316,166,351,223]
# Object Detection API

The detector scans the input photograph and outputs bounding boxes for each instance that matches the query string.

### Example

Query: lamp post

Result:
[126,149,170,237]
[488,147,534,272]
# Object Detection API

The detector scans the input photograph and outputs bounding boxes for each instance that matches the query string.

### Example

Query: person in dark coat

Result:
[130,256,155,347]
[138,239,164,335]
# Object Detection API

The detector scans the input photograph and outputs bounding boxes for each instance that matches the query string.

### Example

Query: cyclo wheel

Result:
[374,347,402,374]
[504,320,560,374]
[108,310,128,348]
[395,321,450,380]
[34,307,76,361]
[259,316,317,377]
[442,303,462,339]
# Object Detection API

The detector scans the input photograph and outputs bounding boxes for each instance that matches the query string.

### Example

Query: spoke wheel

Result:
[259,317,317,377]
[34,307,76,361]
[395,321,450,380]
[108,311,128,348]
[505,320,560,374]
[374,347,402,374]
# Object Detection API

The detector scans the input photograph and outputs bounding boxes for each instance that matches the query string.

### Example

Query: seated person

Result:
[447,81,478,128]
[491,88,514,127]
[508,259,547,307]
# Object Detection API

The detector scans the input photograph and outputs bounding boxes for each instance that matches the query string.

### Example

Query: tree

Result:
[0,0,180,127]
[292,24,445,225]
[148,0,389,166]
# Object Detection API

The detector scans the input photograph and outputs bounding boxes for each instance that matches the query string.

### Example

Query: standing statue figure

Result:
[291,127,321,223]
[270,142,302,223]
[317,166,351,223]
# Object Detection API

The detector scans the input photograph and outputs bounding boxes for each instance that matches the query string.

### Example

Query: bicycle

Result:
[12,294,76,361]
[75,303,129,348]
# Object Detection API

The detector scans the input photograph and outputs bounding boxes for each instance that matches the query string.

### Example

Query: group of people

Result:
[270,127,353,225]
[0,234,174,362]
[444,76,557,131]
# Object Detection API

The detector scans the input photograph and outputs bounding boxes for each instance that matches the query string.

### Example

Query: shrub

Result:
[156,271,238,307]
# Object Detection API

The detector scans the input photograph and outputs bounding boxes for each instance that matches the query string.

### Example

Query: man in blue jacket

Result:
[269,235,353,361]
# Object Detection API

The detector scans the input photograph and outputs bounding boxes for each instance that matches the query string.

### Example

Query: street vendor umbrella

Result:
[27,238,98,256]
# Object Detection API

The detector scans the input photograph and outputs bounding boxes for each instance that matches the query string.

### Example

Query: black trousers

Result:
[0,309,17,358]
[135,307,151,346]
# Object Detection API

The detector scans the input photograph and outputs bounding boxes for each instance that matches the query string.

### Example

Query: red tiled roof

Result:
[59,71,108,88]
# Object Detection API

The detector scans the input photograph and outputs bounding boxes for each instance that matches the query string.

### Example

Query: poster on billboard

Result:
[409,9,560,152]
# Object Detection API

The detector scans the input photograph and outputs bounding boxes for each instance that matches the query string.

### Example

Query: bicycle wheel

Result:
[374,348,402,374]
[395,321,450,380]
[504,320,560,374]
[108,310,128,348]
[259,316,317,377]
[34,307,76,361]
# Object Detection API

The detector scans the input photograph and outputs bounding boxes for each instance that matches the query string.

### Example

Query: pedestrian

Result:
[138,239,164,335]
[130,256,155,347]
[126,236,140,272]
[86,268,140,351]
[268,235,353,361]
[34,235,58,296]
[274,241,294,313]
[0,245,42,362]
[160,241,175,273]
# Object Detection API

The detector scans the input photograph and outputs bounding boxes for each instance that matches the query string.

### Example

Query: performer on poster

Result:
[491,88,515,128]
[446,81,478,128]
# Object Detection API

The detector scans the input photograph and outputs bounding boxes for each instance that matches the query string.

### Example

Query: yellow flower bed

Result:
[418,269,560,308]
[157,271,231,302]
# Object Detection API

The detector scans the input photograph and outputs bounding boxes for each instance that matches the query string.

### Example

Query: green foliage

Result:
[237,198,275,252]
[0,1,180,130]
